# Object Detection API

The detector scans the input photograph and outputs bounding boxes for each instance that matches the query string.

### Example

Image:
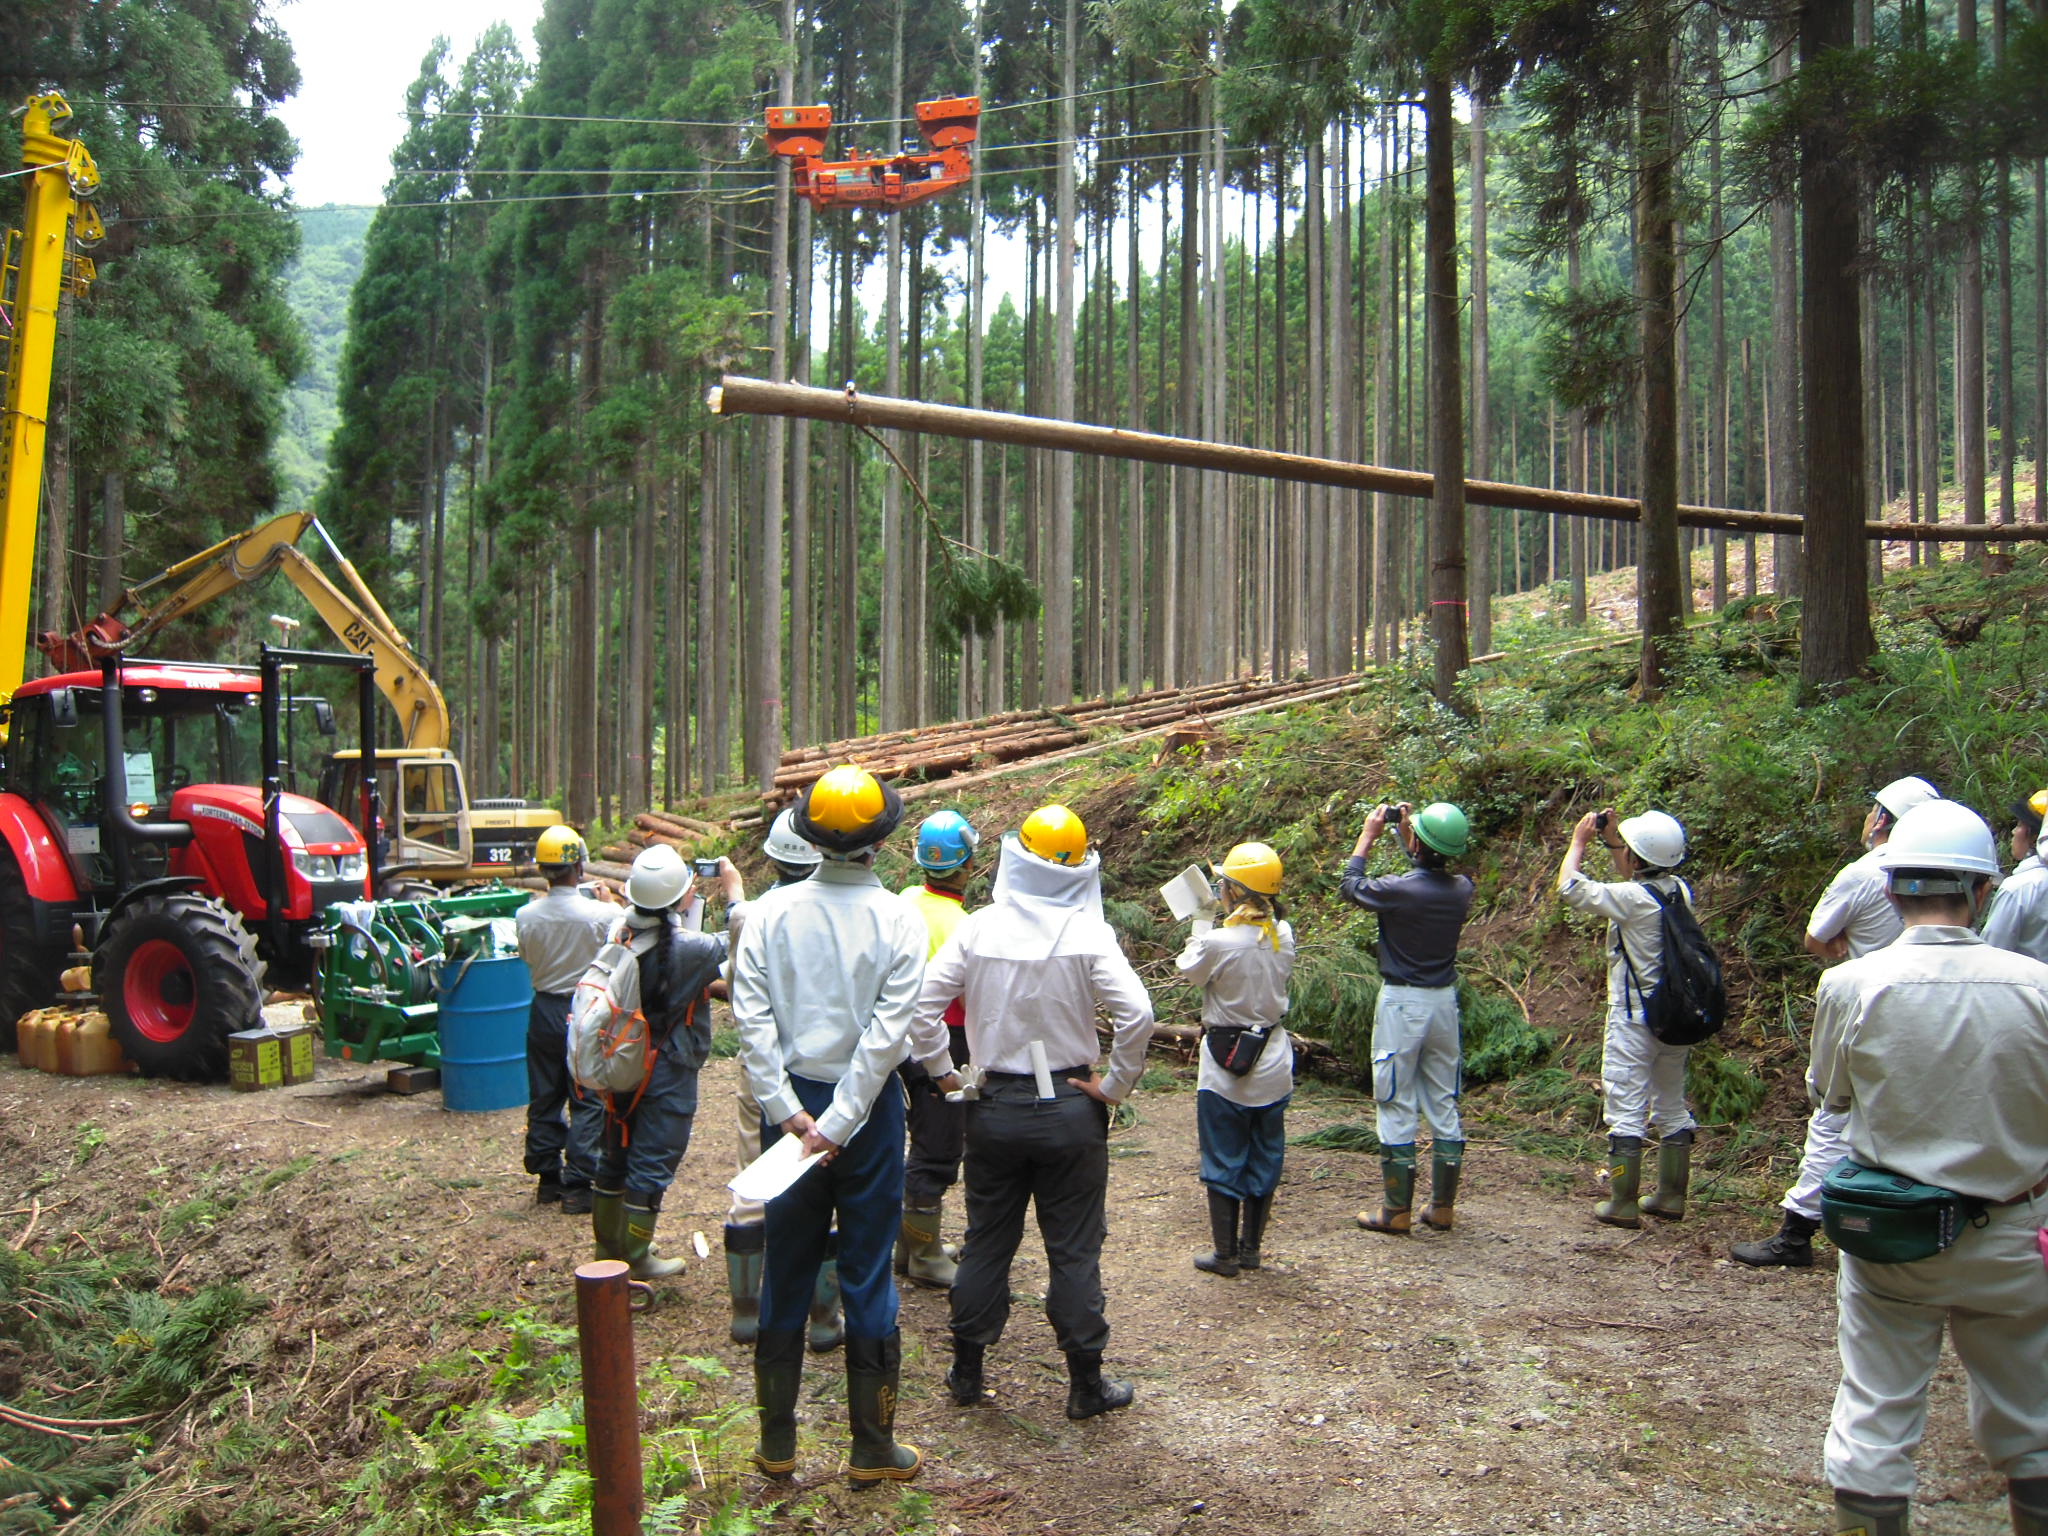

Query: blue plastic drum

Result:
[437,954,532,1112]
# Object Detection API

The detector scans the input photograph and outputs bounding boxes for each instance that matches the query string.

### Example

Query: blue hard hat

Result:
[914,810,980,873]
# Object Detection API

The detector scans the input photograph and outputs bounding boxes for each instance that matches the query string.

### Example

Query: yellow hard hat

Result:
[1214,841,1283,896]
[1020,804,1088,865]
[535,825,587,868]
[794,765,903,854]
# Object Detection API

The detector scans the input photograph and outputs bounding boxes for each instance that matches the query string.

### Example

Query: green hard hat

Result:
[1414,802,1470,858]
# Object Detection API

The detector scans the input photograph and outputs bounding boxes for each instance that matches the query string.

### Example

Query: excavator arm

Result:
[40,510,452,750]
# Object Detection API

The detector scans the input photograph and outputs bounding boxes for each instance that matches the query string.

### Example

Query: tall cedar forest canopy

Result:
[5,0,2047,824]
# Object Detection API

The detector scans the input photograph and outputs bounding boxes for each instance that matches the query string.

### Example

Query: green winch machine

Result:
[308,886,530,1065]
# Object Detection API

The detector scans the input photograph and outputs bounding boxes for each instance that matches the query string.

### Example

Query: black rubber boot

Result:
[1194,1190,1241,1276]
[1421,1140,1464,1231]
[750,1328,806,1478]
[534,1175,564,1205]
[1833,1488,1909,1535]
[1239,1192,1272,1270]
[1594,1135,1644,1229]
[1639,1128,1695,1221]
[2010,1474,2048,1536]
[946,1335,986,1407]
[1731,1210,1820,1269]
[726,1223,766,1346]
[808,1232,845,1353]
[1358,1143,1416,1233]
[1064,1349,1135,1420]
[559,1185,594,1216]
[845,1332,921,1484]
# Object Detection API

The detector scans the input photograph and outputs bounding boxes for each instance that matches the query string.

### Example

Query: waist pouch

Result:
[1821,1159,1987,1264]
[1205,1025,1272,1078]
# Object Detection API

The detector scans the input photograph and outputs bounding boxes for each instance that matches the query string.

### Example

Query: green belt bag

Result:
[1821,1159,1987,1264]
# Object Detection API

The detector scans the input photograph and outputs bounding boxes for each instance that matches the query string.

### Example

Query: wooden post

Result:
[575,1260,642,1536]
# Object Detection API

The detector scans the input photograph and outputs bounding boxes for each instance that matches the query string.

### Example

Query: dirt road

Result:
[6,1042,2019,1535]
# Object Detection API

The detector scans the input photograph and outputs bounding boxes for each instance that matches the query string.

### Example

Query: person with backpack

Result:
[731,766,929,1485]
[724,809,845,1352]
[1178,841,1296,1276]
[584,843,747,1280]
[1558,807,1715,1230]
[1806,800,2048,1536]
[1733,774,1940,1269]
[1340,801,1475,1236]
[516,825,614,1216]
[895,809,981,1288]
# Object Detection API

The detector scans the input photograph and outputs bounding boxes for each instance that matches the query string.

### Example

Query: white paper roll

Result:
[1028,1039,1055,1100]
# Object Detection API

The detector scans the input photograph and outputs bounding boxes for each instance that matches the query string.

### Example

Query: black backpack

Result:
[1619,880,1727,1046]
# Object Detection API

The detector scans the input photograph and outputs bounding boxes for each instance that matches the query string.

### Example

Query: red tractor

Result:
[0,646,381,1079]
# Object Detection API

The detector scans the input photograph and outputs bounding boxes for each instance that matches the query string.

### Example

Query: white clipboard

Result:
[728,1133,828,1204]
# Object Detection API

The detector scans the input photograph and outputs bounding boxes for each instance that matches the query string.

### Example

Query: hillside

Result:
[5,548,2043,1535]
[272,205,372,510]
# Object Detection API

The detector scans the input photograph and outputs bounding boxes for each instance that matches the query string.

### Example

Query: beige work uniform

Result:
[1809,925,2048,1498]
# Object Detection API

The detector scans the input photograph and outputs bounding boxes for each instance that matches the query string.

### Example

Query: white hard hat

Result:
[625,843,692,910]
[1874,800,2000,885]
[1873,775,1941,820]
[765,807,821,868]
[1618,810,1687,869]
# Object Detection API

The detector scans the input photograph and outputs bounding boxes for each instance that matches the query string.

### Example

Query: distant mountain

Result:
[273,204,373,509]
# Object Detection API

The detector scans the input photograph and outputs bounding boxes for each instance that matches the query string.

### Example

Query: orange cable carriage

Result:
[765,97,980,211]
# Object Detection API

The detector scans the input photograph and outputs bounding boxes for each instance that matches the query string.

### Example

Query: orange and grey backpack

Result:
[568,918,695,1130]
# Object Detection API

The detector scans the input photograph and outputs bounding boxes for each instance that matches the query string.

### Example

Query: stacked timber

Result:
[761,671,1354,806]
[599,809,725,867]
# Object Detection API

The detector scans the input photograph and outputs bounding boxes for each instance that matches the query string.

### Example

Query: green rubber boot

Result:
[1358,1143,1417,1234]
[1421,1141,1464,1231]
[1594,1136,1645,1230]
[845,1332,921,1484]
[899,1202,958,1288]
[2011,1475,2048,1536]
[1833,1489,1909,1535]
[808,1234,845,1354]
[726,1223,765,1345]
[591,1185,628,1262]
[621,1200,687,1279]
[750,1328,806,1479]
[1639,1128,1695,1221]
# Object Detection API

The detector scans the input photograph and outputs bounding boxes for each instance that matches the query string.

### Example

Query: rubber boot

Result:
[1358,1144,1417,1234]
[750,1328,806,1479]
[1594,1135,1645,1230]
[1239,1192,1272,1271]
[808,1233,846,1354]
[726,1223,766,1346]
[845,1332,921,1484]
[621,1200,687,1279]
[1194,1190,1241,1276]
[2010,1475,2048,1536]
[1420,1141,1464,1231]
[591,1185,628,1262]
[1731,1210,1819,1269]
[946,1335,986,1407]
[1833,1489,1909,1536]
[1064,1348,1135,1420]
[1639,1128,1695,1221]
[900,1202,958,1289]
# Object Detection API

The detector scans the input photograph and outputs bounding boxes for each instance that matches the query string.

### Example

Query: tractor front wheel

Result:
[97,893,263,1080]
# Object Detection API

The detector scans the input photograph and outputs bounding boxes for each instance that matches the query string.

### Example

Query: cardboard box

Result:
[228,1028,282,1092]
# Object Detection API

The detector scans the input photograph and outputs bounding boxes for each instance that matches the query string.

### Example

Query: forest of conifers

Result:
[4,0,2046,825]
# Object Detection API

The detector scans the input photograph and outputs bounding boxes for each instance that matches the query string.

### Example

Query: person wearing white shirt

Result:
[1176,841,1295,1277]
[1806,800,2048,1536]
[1983,789,2048,963]
[909,804,1157,1423]
[730,768,927,1486]
[1734,774,1939,1269]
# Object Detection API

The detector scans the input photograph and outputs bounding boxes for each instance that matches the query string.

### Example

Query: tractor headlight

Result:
[293,850,371,882]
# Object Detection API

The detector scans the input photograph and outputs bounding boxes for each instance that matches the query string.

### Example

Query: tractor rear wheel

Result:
[97,893,263,1080]
[0,845,63,1052]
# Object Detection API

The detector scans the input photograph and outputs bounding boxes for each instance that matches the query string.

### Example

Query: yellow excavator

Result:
[42,509,557,886]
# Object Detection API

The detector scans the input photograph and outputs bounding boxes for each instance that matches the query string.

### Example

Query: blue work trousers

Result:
[594,1047,700,1207]
[524,992,604,1190]
[759,1073,905,1340]
[1196,1089,1290,1200]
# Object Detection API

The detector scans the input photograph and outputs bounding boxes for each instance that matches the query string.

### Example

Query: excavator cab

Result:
[320,749,472,881]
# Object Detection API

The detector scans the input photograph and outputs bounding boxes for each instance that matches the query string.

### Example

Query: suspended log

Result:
[711,376,2048,542]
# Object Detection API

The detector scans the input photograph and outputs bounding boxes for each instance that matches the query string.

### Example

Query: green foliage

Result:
[1289,1121,1382,1154]
[1685,1044,1767,1127]
[1457,984,1554,1084]
[929,553,1041,643]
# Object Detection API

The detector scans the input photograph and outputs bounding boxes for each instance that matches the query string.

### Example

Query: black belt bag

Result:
[1820,1159,1987,1265]
[1205,1025,1273,1078]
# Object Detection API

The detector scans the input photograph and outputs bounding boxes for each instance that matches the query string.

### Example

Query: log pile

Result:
[598,810,724,868]
[763,671,1354,806]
